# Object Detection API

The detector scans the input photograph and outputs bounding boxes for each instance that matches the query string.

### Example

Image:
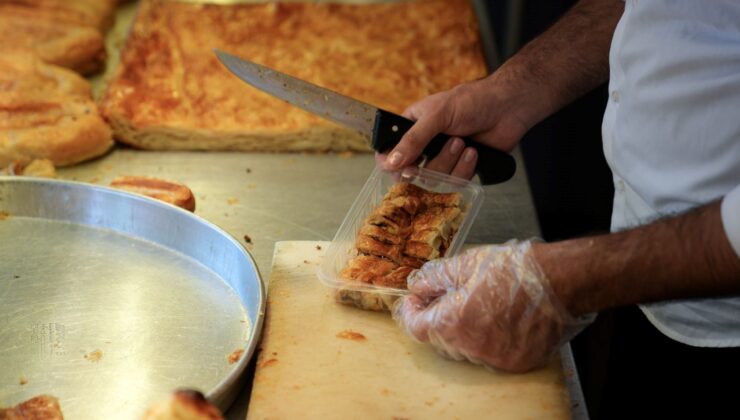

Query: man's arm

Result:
[382,0,625,172]
[491,0,623,128]
[395,192,740,372]
[537,198,740,316]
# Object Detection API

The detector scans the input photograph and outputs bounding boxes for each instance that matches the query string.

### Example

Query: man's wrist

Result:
[530,239,599,317]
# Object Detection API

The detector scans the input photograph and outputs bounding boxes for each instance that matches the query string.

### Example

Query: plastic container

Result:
[317,165,484,300]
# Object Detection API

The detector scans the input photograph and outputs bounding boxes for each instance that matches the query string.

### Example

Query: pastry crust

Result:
[1,159,57,178]
[100,0,487,152]
[0,9,105,75]
[0,395,64,419]
[0,1,117,31]
[0,50,113,166]
[335,289,399,312]
[142,389,223,420]
[338,182,467,311]
[110,176,196,212]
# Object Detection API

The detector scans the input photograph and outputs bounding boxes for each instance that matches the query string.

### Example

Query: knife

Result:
[214,49,516,185]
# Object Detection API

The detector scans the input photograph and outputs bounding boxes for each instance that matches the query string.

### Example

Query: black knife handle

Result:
[373,109,516,185]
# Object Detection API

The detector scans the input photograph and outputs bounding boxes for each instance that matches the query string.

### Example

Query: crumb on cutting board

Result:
[84,349,103,362]
[336,330,366,341]
[19,375,28,385]
[257,358,278,369]
[315,245,322,250]
[243,234,252,245]
[0,211,10,220]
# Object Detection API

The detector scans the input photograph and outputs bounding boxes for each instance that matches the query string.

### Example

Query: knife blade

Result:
[214,49,516,184]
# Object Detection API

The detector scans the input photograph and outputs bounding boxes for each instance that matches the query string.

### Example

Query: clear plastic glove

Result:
[393,240,594,373]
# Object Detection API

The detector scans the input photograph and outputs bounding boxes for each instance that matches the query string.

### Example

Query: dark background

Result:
[486,0,614,242]
[485,1,616,418]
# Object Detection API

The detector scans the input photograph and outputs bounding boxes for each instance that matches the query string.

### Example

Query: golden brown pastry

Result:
[340,255,398,285]
[0,10,105,75]
[0,0,117,31]
[0,395,64,419]
[100,0,487,152]
[1,159,57,178]
[338,182,466,311]
[142,389,223,420]
[110,176,196,212]
[0,49,113,166]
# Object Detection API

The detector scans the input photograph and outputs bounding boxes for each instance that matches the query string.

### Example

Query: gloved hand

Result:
[393,240,594,373]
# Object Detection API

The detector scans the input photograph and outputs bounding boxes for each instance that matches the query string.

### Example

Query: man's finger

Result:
[384,111,449,171]
[424,137,465,175]
[406,258,458,298]
[450,147,477,180]
[375,152,387,167]
[393,294,435,342]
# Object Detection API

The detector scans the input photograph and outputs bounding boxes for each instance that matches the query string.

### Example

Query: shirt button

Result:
[611,90,621,103]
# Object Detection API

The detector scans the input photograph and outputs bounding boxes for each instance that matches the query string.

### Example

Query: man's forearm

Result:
[535,201,740,316]
[489,0,623,125]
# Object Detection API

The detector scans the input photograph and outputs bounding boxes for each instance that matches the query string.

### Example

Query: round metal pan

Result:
[0,177,265,418]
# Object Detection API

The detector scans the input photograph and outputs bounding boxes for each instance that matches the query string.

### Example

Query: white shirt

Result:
[603,0,740,346]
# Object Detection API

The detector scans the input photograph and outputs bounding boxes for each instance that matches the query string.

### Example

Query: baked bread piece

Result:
[0,50,113,166]
[338,182,465,311]
[100,0,487,152]
[0,0,117,31]
[142,389,223,420]
[0,395,64,419]
[1,159,57,178]
[0,9,105,75]
[111,176,196,212]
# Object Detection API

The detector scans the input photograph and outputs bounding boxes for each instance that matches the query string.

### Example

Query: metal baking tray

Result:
[0,177,264,418]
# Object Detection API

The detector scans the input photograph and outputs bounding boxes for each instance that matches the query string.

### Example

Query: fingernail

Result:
[388,151,403,167]
[449,138,463,155]
[463,148,476,163]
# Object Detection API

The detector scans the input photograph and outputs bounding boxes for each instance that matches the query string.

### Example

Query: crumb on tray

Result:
[227,348,244,364]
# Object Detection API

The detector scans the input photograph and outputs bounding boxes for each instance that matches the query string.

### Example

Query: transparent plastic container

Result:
[317,165,484,302]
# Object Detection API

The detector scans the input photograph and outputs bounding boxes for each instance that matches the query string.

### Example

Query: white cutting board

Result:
[247,242,572,419]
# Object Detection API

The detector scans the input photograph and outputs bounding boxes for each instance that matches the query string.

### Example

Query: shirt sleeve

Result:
[721,184,740,258]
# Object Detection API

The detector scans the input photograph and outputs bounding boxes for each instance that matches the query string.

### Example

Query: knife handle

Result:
[374,110,516,185]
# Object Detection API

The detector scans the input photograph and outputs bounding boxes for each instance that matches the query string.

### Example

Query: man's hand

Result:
[393,240,593,373]
[393,201,740,372]
[377,0,624,179]
[376,78,532,179]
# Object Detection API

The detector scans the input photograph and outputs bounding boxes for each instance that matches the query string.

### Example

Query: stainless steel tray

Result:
[0,177,265,418]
